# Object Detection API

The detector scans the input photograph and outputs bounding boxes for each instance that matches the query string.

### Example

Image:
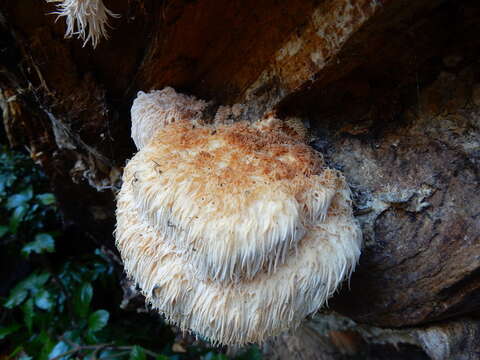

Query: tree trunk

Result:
[1,0,479,358]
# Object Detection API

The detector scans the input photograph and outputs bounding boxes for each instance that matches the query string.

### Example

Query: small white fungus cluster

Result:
[115,88,362,345]
[131,88,208,150]
[48,0,118,48]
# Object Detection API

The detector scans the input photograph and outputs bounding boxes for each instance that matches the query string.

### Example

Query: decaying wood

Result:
[1,0,479,358]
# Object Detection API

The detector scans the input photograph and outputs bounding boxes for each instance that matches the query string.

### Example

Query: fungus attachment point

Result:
[115,88,362,346]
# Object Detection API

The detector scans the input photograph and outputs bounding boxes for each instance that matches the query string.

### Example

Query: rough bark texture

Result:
[1,0,480,359]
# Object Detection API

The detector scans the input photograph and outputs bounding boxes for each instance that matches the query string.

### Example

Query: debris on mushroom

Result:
[47,0,118,48]
[115,87,362,346]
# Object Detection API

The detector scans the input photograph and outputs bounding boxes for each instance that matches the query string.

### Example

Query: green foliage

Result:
[22,233,55,256]
[0,146,261,360]
[130,346,147,360]
[0,322,21,340]
[73,282,93,318]
[88,309,110,332]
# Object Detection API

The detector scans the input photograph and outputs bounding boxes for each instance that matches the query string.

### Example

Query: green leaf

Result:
[84,328,99,344]
[4,272,51,308]
[7,194,27,209]
[24,185,34,199]
[0,323,21,340]
[129,346,147,360]
[22,233,55,256]
[73,282,93,318]
[88,310,109,332]
[62,329,82,344]
[4,284,29,309]
[39,333,55,360]
[9,204,28,233]
[23,272,51,291]
[22,298,34,333]
[36,193,56,206]
[156,356,171,360]
[0,173,16,194]
[6,187,33,209]
[34,290,54,311]
[48,341,70,359]
[8,345,24,359]
[0,225,8,238]
[236,346,262,360]
[28,203,39,214]
[18,354,33,360]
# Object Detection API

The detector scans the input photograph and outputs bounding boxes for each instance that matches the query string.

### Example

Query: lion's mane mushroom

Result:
[47,0,118,48]
[115,88,362,345]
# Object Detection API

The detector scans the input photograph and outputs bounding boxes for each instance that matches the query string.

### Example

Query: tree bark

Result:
[1,0,480,358]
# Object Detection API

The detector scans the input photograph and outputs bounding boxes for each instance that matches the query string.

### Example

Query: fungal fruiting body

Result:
[48,0,118,48]
[115,87,362,345]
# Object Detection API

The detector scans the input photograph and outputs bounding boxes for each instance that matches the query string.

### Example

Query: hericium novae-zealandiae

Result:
[115,87,362,346]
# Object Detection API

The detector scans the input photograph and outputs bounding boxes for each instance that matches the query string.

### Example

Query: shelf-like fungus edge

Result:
[115,88,362,346]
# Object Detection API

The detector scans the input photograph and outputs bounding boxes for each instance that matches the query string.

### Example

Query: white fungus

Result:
[115,87,362,346]
[48,0,118,48]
